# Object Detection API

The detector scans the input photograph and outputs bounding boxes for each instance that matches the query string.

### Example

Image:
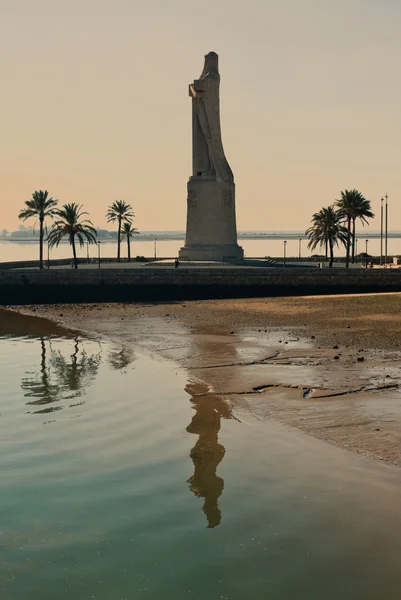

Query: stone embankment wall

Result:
[1,268,401,305]
[0,257,147,270]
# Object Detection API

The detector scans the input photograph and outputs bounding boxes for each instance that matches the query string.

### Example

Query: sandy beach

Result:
[6,292,401,467]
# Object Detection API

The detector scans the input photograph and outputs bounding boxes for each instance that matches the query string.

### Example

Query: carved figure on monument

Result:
[179,52,244,263]
[190,52,233,183]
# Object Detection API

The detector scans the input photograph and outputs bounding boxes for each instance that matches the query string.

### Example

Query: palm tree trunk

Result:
[352,218,356,263]
[346,216,351,268]
[39,217,44,269]
[325,240,328,261]
[71,235,78,269]
[117,219,121,263]
[127,237,131,262]
[329,238,334,268]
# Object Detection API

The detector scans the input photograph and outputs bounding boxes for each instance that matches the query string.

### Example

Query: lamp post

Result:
[283,240,287,267]
[380,197,384,265]
[365,239,368,268]
[385,193,388,267]
[299,238,302,262]
[154,238,157,260]
[98,241,101,269]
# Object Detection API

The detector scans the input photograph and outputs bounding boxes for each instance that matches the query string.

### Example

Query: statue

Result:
[190,52,233,183]
[179,52,243,263]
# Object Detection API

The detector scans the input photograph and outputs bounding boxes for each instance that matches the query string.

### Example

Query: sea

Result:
[1,232,400,263]
[1,310,401,599]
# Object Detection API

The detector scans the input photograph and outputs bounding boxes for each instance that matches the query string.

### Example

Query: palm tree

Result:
[335,190,373,267]
[47,203,97,269]
[335,190,355,268]
[18,190,58,269]
[351,197,374,263]
[120,221,139,262]
[305,206,348,268]
[106,201,134,262]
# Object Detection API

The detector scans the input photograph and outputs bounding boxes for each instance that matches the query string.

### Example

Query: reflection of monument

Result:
[186,387,232,528]
[179,52,244,263]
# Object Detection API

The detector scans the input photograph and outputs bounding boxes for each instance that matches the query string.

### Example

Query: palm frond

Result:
[47,228,66,248]
[121,221,140,239]
[47,203,97,248]
[106,200,135,224]
[305,205,348,252]
[19,190,58,222]
[335,189,374,223]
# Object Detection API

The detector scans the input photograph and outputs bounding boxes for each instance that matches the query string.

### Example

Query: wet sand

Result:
[6,292,401,466]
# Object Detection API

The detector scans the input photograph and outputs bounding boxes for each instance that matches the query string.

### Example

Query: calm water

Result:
[2,311,401,599]
[2,237,401,263]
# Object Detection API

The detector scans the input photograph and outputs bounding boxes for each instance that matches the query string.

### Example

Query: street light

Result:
[98,241,101,269]
[154,238,157,260]
[299,238,302,262]
[283,240,287,267]
[365,239,369,268]
[385,193,388,267]
[380,197,384,265]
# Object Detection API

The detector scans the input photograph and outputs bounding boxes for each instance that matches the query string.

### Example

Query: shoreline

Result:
[5,292,401,467]
[8,292,401,349]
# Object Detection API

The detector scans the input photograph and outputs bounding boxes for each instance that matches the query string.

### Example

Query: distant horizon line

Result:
[2,228,399,234]
[2,228,401,241]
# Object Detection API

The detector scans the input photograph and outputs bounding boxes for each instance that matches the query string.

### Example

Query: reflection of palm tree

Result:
[21,337,60,410]
[21,337,101,413]
[186,383,232,528]
[49,337,101,397]
[107,345,135,371]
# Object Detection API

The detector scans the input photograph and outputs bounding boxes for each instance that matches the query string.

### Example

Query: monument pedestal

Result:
[179,244,243,262]
[179,176,244,263]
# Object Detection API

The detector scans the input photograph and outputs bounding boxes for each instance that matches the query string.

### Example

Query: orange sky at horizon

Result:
[1,0,401,233]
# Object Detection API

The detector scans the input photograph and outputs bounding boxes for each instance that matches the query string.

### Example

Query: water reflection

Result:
[186,382,232,528]
[21,338,60,412]
[49,338,101,396]
[107,345,135,371]
[184,329,239,528]
[21,337,101,414]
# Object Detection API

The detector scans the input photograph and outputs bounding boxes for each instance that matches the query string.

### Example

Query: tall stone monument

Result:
[179,52,244,263]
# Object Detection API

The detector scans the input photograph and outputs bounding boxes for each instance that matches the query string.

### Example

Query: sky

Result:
[1,0,401,232]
